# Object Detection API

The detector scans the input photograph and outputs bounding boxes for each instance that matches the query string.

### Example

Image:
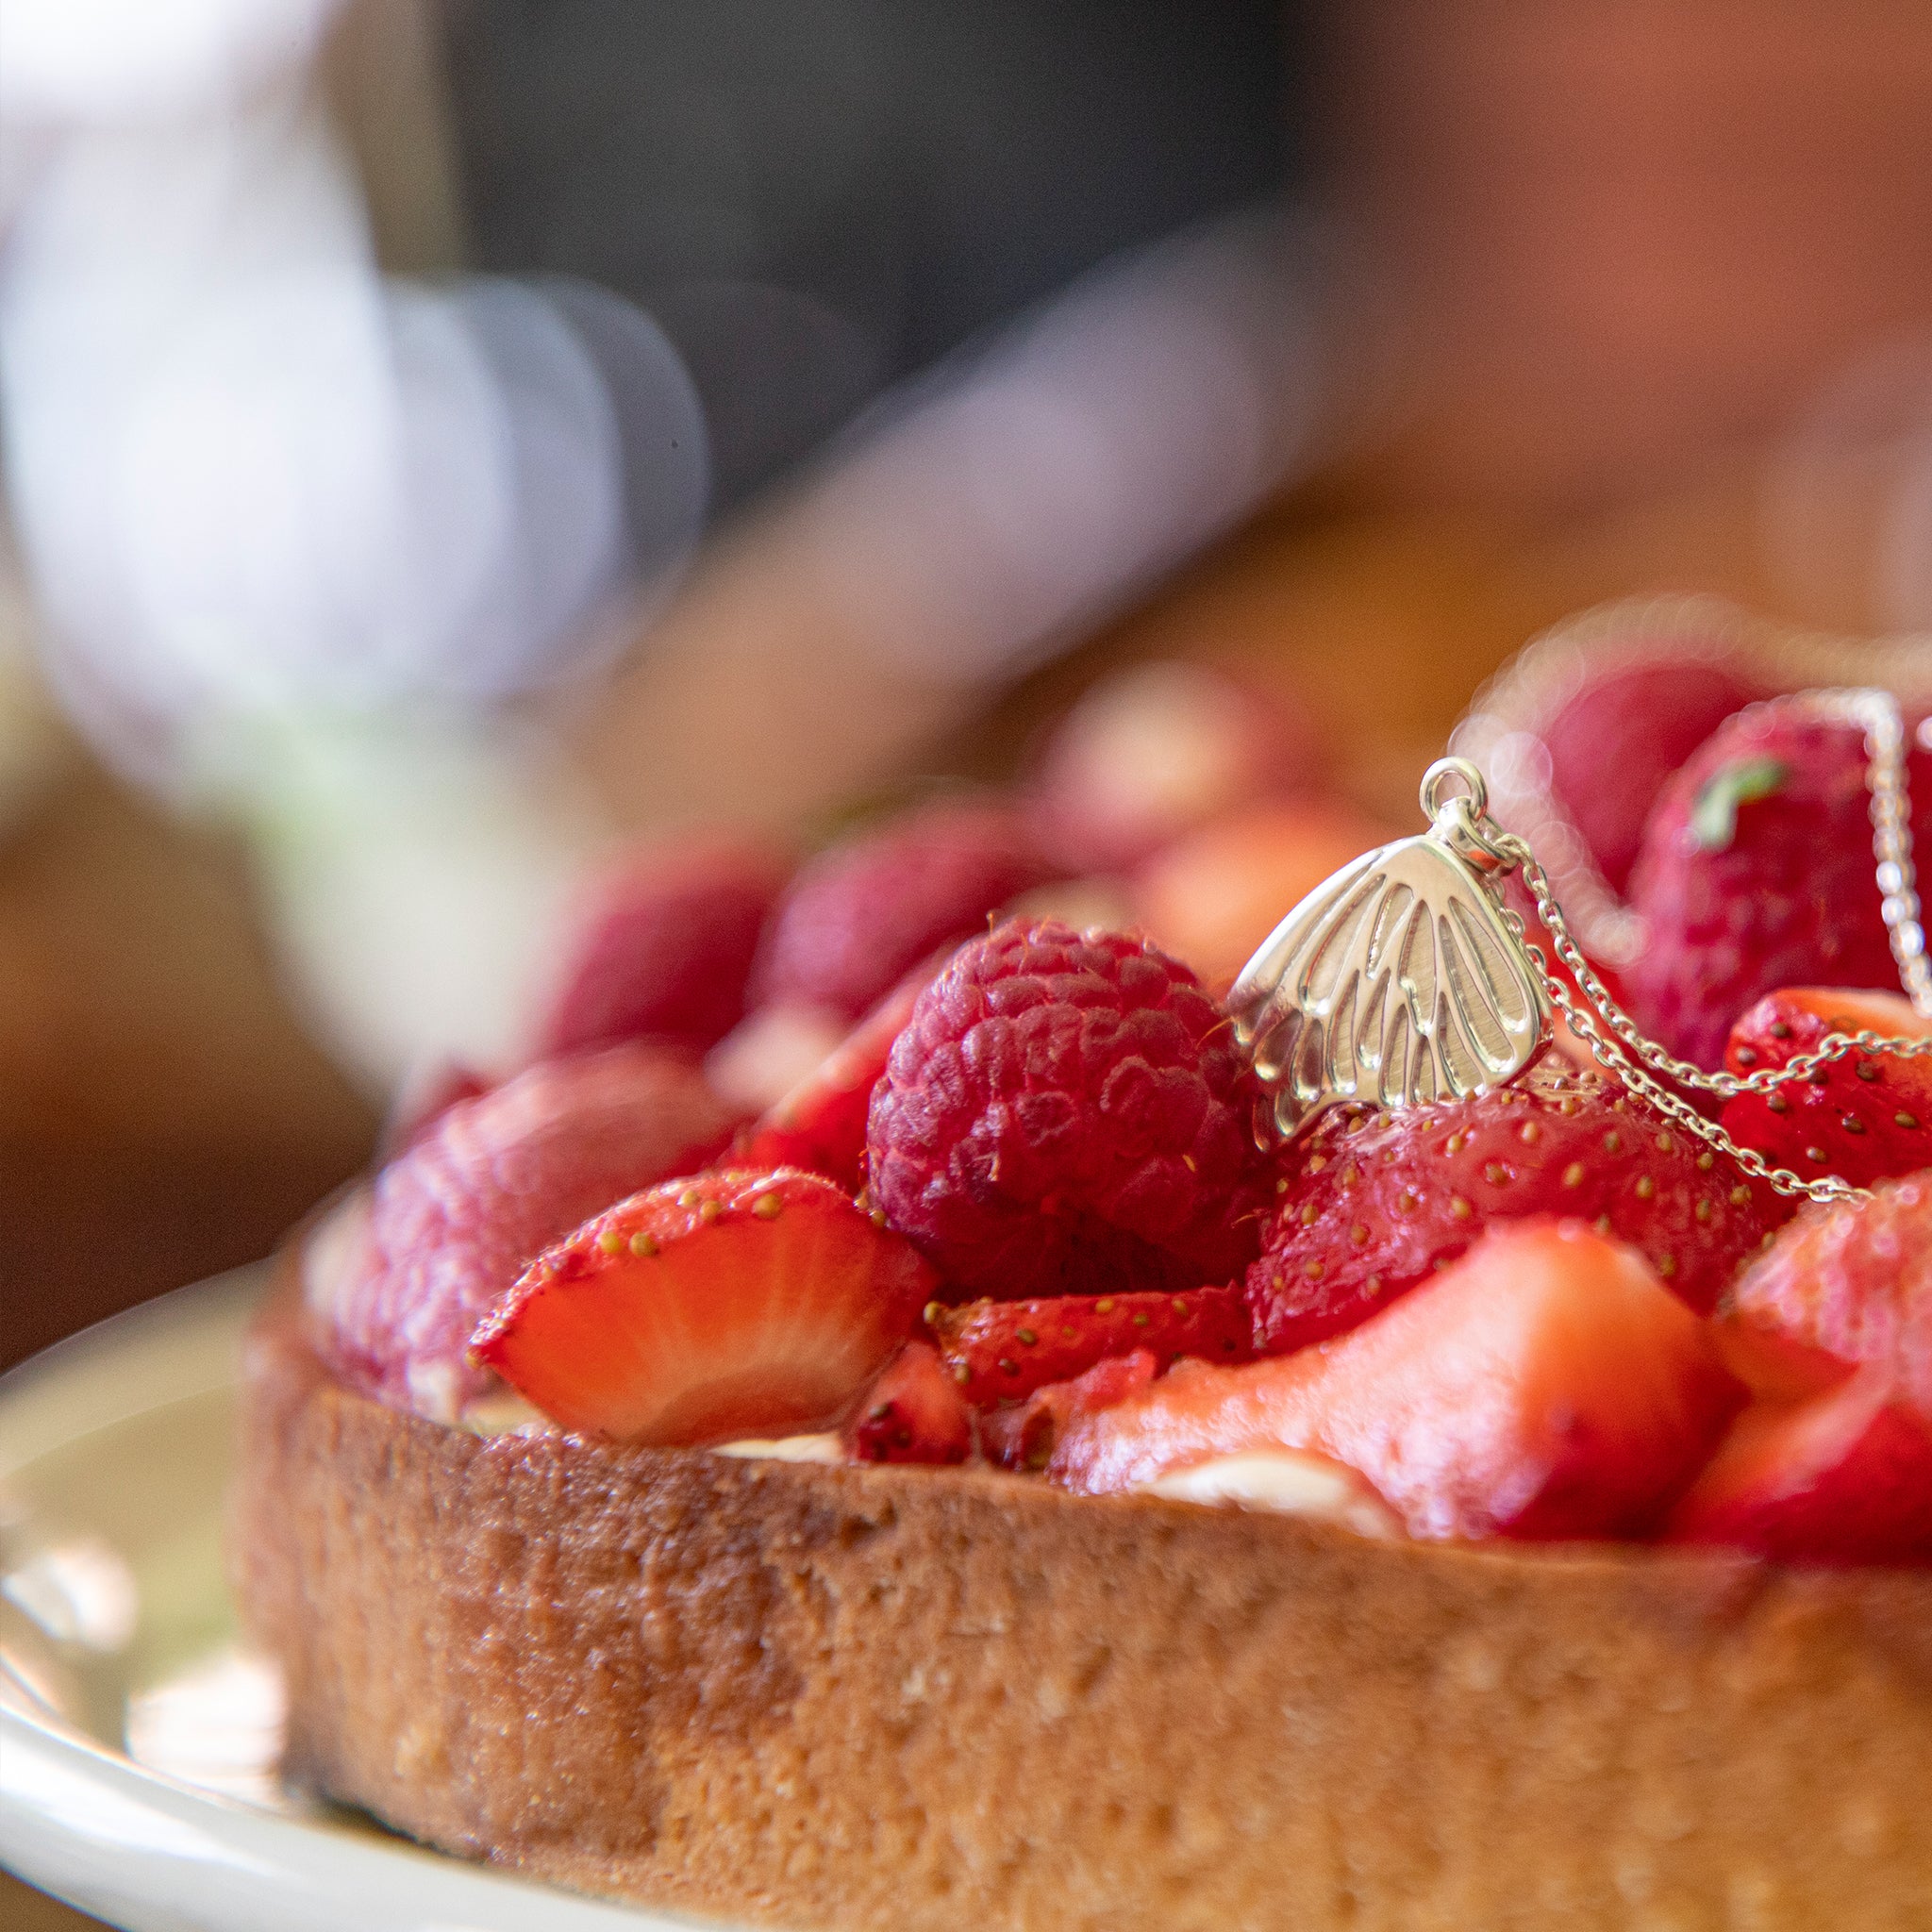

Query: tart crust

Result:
[237,1302,1932,1931]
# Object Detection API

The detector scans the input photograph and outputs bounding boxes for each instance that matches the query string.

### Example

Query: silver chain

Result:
[1462,687,1931,1207]
[1849,687,1932,1017]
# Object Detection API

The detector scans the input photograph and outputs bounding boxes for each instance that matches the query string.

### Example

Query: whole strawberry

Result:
[1538,652,1760,894]
[1246,1069,1784,1354]
[867,918,1266,1302]
[1624,701,1932,1067]
[751,798,1056,1022]
[1719,986,1932,1190]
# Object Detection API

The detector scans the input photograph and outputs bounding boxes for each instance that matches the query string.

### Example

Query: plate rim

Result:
[0,1274,737,1932]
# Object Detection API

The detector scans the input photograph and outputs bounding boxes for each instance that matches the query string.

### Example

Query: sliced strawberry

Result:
[1249,1068,1784,1352]
[1052,1221,1743,1541]
[1723,1173,1932,1419]
[928,1285,1253,1407]
[734,966,930,1192]
[533,837,791,1058]
[844,1341,973,1464]
[1719,987,1932,1190]
[705,1002,852,1117]
[1711,1317,1853,1406]
[323,1045,740,1418]
[978,1350,1162,1473]
[1665,1372,1932,1564]
[471,1168,937,1443]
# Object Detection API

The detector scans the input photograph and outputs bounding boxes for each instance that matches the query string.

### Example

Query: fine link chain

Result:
[1848,688,1932,1018]
[1509,845,1932,1107]
[1467,685,1931,1208]
[1509,858,1921,1205]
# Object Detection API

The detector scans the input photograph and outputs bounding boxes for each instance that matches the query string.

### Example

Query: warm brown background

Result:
[10,2,1932,1924]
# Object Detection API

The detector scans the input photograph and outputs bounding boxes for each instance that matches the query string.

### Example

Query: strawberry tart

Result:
[236,655,1932,1930]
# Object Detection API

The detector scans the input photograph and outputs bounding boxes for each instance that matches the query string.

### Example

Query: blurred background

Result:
[7,0,1932,1356]
[4,2,1932,1920]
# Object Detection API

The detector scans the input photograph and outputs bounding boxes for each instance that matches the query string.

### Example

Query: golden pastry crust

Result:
[235,1284,1932,1932]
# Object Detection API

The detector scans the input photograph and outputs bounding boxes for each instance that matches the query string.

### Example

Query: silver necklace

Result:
[1231,687,1931,1206]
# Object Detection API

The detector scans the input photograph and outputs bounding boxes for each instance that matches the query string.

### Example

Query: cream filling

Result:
[457,1391,553,1436]
[451,1399,847,1460]
[712,1433,846,1465]
[449,1413,1407,1538]
[1140,1451,1403,1538]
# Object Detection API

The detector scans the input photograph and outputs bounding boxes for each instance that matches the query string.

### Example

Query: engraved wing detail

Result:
[1229,832,1551,1141]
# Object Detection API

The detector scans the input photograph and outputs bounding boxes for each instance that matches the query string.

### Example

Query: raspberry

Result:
[866,918,1265,1302]
[750,798,1055,1021]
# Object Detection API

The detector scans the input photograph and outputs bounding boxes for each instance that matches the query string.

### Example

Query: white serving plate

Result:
[0,1271,736,1932]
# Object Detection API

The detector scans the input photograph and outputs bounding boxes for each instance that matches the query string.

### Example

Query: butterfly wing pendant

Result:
[1229,827,1552,1142]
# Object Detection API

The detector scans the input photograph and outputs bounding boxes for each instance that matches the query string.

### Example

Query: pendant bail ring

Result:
[1420,757,1516,874]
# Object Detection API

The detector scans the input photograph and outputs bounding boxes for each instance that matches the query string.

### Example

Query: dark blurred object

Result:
[443,0,1302,516]
[0,758,375,1372]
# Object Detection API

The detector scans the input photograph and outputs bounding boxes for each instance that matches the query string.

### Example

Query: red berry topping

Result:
[1247,1071,1782,1354]
[472,1168,936,1443]
[1537,654,1760,894]
[867,918,1266,1302]
[750,798,1055,1022]
[978,1349,1161,1473]
[1624,702,1932,1067]
[1719,986,1932,1190]
[927,1285,1253,1407]
[1053,1220,1744,1541]
[733,966,928,1193]
[1025,658,1320,874]
[320,1046,739,1417]
[1722,1173,1932,1417]
[1666,1374,1932,1565]
[533,837,790,1058]
[844,1341,974,1465]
